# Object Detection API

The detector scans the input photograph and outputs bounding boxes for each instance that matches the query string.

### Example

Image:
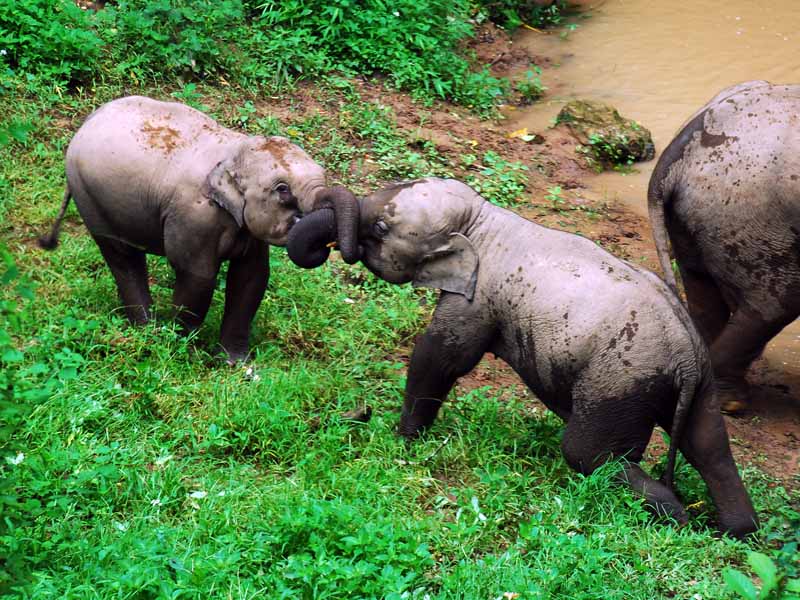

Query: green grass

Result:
[1,79,798,598]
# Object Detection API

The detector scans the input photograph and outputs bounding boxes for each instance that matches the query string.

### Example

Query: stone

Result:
[555,100,655,170]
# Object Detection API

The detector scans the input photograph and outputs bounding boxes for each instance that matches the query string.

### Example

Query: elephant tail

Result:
[647,171,679,297]
[38,187,72,250]
[662,369,702,491]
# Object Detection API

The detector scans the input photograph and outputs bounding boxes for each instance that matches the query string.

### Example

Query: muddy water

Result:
[509,0,800,382]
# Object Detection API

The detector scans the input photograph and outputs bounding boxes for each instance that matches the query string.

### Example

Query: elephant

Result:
[287,177,758,538]
[648,80,800,413]
[39,95,360,361]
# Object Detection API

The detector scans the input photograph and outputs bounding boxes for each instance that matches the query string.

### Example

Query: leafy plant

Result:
[545,185,566,208]
[0,0,102,84]
[473,0,570,30]
[724,551,800,600]
[514,67,546,104]
[466,151,529,207]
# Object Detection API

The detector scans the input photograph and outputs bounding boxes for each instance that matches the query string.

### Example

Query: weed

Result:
[724,551,800,600]
[466,151,529,207]
[514,67,546,104]
[545,185,566,208]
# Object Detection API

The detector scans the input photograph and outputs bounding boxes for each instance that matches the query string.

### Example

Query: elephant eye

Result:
[373,221,389,238]
[275,182,290,194]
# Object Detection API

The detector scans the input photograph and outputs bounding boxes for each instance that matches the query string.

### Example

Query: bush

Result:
[473,0,570,29]
[95,0,249,82]
[0,0,103,84]
[1,0,518,112]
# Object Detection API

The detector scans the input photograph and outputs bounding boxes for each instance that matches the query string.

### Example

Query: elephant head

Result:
[203,135,359,259]
[287,178,480,298]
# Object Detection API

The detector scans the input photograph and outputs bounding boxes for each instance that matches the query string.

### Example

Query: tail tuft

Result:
[37,234,59,250]
[38,188,72,251]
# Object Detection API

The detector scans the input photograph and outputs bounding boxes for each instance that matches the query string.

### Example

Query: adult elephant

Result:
[648,81,800,412]
[39,95,359,362]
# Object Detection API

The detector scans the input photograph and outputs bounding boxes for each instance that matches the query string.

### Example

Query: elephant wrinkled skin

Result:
[39,95,359,361]
[289,177,758,539]
[648,81,800,412]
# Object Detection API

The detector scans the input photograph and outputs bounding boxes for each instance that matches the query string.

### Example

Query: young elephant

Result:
[649,81,800,413]
[39,95,359,361]
[289,177,758,538]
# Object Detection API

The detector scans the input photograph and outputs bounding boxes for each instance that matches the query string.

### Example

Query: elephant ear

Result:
[412,233,479,301]
[203,155,245,228]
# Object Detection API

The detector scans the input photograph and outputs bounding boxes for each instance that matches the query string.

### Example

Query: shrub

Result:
[473,0,570,29]
[95,0,248,81]
[1,0,518,112]
[0,0,102,84]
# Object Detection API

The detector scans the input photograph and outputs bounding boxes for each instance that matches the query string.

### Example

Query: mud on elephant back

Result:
[289,177,759,539]
[648,80,800,413]
[38,95,360,362]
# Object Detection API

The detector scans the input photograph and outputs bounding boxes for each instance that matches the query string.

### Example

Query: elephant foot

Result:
[717,512,759,540]
[619,464,689,526]
[717,379,750,414]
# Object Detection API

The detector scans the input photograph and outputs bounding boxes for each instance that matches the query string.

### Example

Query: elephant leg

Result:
[561,395,688,525]
[219,242,270,362]
[172,267,217,335]
[709,305,790,412]
[680,267,730,345]
[400,295,495,438]
[93,235,153,324]
[662,387,758,538]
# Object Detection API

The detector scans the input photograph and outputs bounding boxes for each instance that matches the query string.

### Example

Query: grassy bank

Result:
[2,1,799,598]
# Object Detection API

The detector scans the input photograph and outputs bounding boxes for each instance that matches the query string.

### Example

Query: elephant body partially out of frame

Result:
[40,95,359,361]
[648,81,800,412]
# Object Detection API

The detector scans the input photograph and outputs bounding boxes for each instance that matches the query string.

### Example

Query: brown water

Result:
[508,0,800,378]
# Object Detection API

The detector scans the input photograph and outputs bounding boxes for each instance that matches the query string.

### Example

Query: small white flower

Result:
[0,49,7,56]
[392,11,400,16]
[6,452,24,465]
[154,454,173,466]
[217,490,226,497]
[343,297,355,304]
[114,521,129,532]
[150,498,162,506]
[189,490,207,499]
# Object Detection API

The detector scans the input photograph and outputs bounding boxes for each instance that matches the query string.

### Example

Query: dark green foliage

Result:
[474,0,570,29]
[1,0,515,112]
[95,0,248,81]
[0,0,102,84]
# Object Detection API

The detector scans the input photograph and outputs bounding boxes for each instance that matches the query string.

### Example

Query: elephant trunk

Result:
[314,186,361,264]
[287,208,336,269]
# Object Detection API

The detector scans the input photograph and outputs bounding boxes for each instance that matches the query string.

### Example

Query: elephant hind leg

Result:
[560,403,688,525]
[671,387,758,539]
[680,267,730,345]
[710,304,792,412]
[94,235,153,324]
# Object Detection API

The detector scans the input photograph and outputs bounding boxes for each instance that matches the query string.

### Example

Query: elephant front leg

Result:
[219,242,270,362]
[400,296,493,438]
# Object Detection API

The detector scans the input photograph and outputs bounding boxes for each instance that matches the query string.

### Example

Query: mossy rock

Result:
[556,100,655,170]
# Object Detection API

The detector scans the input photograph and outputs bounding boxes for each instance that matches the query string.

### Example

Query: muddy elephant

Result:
[648,81,800,413]
[39,95,359,361]
[288,177,758,539]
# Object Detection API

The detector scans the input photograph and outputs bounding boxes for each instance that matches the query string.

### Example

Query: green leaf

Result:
[747,552,778,598]
[723,568,758,600]
[786,579,800,593]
